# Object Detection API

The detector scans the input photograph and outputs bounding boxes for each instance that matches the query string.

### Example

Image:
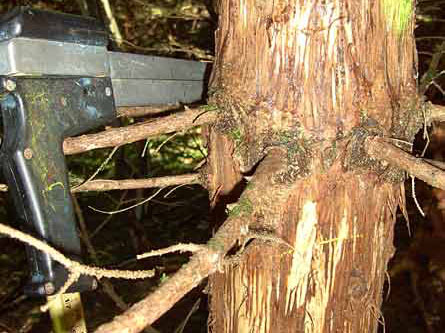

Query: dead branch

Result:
[117,105,181,118]
[0,222,155,280]
[94,148,287,333]
[94,213,245,333]
[137,243,206,260]
[0,174,200,193]
[365,136,445,190]
[64,108,217,155]
[72,174,200,192]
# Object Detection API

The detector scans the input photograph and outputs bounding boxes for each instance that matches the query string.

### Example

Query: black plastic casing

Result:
[0,8,116,296]
[0,6,108,45]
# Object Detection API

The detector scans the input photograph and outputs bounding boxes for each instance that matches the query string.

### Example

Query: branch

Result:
[63,108,217,155]
[73,196,161,333]
[0,174,200,193]
[94,217,243,333]
[72,174,200,192]
[365,136,445,190]
[117,105,182,118]
[94,148,288,333]
[136,243,206,260]
[0,222,155,281]
[99,0,123,47]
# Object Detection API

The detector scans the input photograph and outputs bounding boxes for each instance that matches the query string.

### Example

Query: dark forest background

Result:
[0,0,444,332]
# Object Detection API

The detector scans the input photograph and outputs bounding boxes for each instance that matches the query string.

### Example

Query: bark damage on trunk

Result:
[207,0,420,332]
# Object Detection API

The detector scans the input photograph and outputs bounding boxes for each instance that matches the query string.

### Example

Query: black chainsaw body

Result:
[0,6,108,45]
[0,7,116,296]
[0,77,115,295]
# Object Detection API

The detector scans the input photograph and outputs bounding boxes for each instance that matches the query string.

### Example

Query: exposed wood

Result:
[94,148,287,333]
[365,136,445,190]
[207,0,418,332]
[63,108,217,155]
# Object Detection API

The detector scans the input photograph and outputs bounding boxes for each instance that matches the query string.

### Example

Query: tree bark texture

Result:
[207,1,419,332]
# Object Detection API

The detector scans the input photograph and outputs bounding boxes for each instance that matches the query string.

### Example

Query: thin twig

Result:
[411,176,425,218]
[154,132,181,155]
[90,191,128,239]
[137,243,206,260]
[72,145,121,191]
[73,196,160,333]
[173,298,201,333]
[88,187,164,215]
[163,183,189,198]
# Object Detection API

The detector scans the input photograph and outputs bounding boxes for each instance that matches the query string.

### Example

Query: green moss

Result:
[199,104,218,112]
[382,0,413,34]
[229,128,242,142]
[227,197,253,218]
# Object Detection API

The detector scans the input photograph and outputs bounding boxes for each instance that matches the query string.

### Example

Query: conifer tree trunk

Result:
[207,1,419,331]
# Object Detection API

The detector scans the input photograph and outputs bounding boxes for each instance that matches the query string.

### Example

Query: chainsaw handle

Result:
[0,77,114,296]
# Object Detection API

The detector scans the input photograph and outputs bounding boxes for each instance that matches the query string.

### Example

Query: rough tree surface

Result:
[207,0,420,332]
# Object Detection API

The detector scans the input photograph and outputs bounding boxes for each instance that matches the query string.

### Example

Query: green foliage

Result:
[148,128,207,175]
[159,272,169,283]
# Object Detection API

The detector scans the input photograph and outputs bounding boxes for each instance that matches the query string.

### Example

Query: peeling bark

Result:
[208,0,418,332]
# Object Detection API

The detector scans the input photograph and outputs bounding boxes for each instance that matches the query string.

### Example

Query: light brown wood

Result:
[63,108,217,155]
[207,1,419,332]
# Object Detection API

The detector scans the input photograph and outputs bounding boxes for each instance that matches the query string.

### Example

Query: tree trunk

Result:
[207,1,420,332]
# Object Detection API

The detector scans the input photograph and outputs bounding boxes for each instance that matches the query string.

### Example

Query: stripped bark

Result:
[94,148,288,333]
[207,1,419,332]
[64,108,217,155]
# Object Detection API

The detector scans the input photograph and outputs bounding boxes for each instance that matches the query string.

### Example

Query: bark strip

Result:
[64,108,217,155]
[365,136,445,189]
